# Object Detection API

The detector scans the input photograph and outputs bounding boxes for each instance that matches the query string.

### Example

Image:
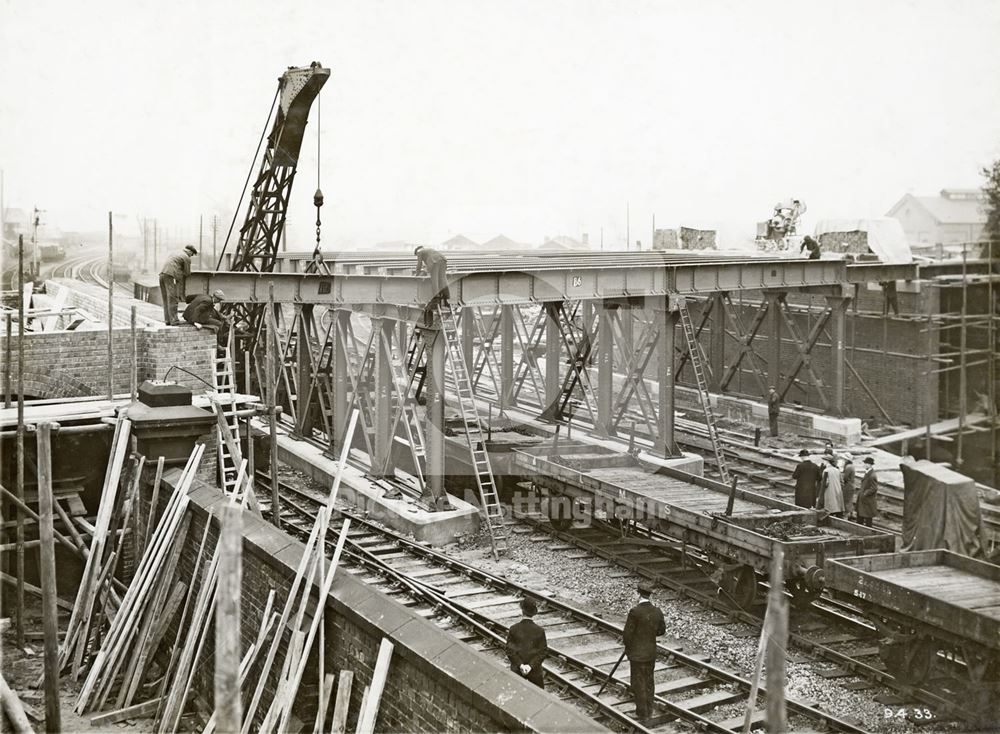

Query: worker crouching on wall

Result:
[183,289,230,346]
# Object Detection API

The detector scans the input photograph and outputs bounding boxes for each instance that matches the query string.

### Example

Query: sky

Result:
[2,0,999,252]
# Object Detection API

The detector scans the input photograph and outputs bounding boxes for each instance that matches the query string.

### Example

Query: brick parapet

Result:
[0,325,215,400]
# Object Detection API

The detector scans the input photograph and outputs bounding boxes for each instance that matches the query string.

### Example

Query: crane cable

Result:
[312,91,324,258]
[215,83,281,271]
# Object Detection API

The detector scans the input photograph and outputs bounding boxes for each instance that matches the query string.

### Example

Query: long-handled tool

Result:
[596,650,627,696]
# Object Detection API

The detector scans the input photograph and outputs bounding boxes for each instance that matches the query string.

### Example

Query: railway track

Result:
[509,510,972,728]
[255,470,865,733]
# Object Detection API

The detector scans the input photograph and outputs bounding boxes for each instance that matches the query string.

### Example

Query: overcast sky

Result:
[2,0,999,251]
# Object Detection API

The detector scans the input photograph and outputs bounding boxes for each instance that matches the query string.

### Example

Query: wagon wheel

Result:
[882,638,935,686]
[789,579,821,608]
[962,645,1000,728]
[720,565,758,609]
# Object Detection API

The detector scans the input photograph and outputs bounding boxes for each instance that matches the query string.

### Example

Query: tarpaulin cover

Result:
[900,459,984,558]
[813,218,913,264]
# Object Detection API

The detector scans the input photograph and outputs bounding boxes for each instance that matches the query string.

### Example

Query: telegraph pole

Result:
[626,202,630,252]
[199,215,204,269]
[212,214,219,268]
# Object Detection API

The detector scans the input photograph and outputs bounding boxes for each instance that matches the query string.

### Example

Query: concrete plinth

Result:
[275,433,480,546]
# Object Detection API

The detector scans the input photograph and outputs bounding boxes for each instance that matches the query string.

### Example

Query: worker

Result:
[623,581,665,724]
[183,289,229,346]
[414,245,450,309]
[856,456,878,526]
[818,456,845,517]
[800,236,821,260]
[505,598,547,689]
[881,280,900,317]
[159,245,197,325]
[841,454,856,521]
[767,386,780,437]
[791,449,821,508]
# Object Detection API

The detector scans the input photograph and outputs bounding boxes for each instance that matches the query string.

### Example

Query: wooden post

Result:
[108,211,114,401]
[245,350,255,492]
[130,305,138,401]
[765,546,787,732]
[741,605,769,734]
[214,504,243,732]
[267,285,280,528]
[36,422,62,732]
[15,233,25,647]
[4,312,10,409]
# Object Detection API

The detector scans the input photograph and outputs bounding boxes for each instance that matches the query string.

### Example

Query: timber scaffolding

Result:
[178,248,1000,523]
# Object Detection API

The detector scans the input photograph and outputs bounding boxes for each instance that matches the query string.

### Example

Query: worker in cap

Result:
[623,580,665,723]
[159,246,198,325]
[792,448,821,508]
[840,453,856,521]
[183,289,229,346]
[506,598,548,689]
[856,456,878,526]
[414,245,450,324]
[767,386,780,438]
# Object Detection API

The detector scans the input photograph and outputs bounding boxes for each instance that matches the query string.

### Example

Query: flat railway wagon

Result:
[512,442,895,608]
[825,550,1000,721]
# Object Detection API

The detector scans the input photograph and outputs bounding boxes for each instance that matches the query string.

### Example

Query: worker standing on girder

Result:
[159,245,197,325]
[414,245,450,316]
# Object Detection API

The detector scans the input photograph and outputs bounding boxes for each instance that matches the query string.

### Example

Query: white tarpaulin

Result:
[813,217,913,264]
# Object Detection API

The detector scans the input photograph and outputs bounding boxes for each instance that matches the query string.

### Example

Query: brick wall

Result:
[1,325,215,399]
[139,471,602,733]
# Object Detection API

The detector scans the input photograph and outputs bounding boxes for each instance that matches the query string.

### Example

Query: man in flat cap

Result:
[506,598,547,688]
[159,244,197,325]
[183,289,229,346]
[623,581,665,723]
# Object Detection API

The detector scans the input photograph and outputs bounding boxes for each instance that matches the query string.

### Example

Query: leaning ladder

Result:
[213,345,243,495]
[437,304,508,558]
[677,301,731,483]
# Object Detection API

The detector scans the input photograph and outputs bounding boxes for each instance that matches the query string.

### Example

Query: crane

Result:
[220,62,330,349]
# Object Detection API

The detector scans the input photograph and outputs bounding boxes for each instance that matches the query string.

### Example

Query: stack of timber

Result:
[70,443,203,715]
[58,417,136,677]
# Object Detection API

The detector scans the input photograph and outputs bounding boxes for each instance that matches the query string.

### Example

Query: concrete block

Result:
[276,435,480,546]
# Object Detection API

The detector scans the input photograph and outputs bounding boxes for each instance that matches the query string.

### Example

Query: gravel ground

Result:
[279,466,976,733]
[446,525,971,734]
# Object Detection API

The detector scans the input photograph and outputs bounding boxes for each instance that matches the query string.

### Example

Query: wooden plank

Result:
[0,672,34,734]
[0,571,73,611]
[355,639,394,734]
[215,505,243,734]
[329,671,354,734]
[88,697,161,726]
[36,422,62,732]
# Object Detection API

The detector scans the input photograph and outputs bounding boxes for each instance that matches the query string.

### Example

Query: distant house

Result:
[481,234,526,250]
[886,189,987,252]
[538,235,588,251]
[438,234,480,251]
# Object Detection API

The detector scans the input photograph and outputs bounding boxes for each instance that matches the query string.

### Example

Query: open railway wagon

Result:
[512,441,894,608]
[825,550,1000,724]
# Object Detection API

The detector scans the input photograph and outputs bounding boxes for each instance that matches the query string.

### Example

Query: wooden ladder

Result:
[437,304,507,559]
[213,345,243,495]
[677,301,730,483]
